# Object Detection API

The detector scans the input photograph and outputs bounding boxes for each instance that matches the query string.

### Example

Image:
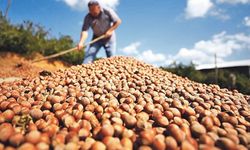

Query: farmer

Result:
[78,0,122,64]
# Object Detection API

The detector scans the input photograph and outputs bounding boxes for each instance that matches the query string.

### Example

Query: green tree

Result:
[161,62,204,82]
[161,63,250,95]
[0,12,85,65]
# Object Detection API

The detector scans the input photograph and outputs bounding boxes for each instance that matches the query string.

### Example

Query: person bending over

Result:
[78,0,122,64]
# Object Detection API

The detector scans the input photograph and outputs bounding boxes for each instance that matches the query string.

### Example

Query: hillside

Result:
[0,52,69,82]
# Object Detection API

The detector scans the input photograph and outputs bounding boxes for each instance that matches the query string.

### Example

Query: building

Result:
[196,59,250,78]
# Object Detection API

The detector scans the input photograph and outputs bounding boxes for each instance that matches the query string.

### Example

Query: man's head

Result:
[88,0,101,17]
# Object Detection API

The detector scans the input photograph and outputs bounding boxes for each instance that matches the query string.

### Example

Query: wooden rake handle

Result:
[31,35,106,63]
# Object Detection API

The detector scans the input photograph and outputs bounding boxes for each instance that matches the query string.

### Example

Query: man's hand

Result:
[78,31,88,51]
[104,19,121,38]
[77,42,84,51]
[105,30,113,38]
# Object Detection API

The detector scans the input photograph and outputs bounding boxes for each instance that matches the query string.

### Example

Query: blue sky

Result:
[1,0,250,66]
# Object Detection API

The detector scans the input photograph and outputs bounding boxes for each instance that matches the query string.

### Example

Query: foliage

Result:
[161,63,250,95]
[0,12,84,65]
[164,62,205,82]
[236,73,250,95]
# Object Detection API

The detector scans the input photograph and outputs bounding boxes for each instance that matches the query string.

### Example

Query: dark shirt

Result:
[82,8,120,37]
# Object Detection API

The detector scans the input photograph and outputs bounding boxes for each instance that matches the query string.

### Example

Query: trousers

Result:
[83,34,116,64]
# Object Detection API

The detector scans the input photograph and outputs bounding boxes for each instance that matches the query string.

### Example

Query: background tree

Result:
[161,63,250,95]
[0,0,11,18]
[0,13,85,65]
[4,0,11,18]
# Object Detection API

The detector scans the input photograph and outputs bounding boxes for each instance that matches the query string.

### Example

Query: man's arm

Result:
[105,8,122,37]
[78,15,90,50]
[78,31,88,50]
[105,19,122,37]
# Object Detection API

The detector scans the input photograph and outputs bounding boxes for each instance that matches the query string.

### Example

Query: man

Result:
[78,0,122,64]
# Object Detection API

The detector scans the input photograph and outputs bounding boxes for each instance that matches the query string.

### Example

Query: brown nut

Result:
[100,124,114,137]
[25,130,41,144]
[168,124,185,144]
[153,134,166,150]
[91,141,106,150]
[30,108,43,120]
[9,133,24,147]
[191,122,206,138]
[0,123,14,142]
[215,137,237,150]
[165,136,178,150]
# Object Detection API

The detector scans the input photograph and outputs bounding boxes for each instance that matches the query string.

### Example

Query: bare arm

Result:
[105,19,122,37]
[78,31,88,50]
